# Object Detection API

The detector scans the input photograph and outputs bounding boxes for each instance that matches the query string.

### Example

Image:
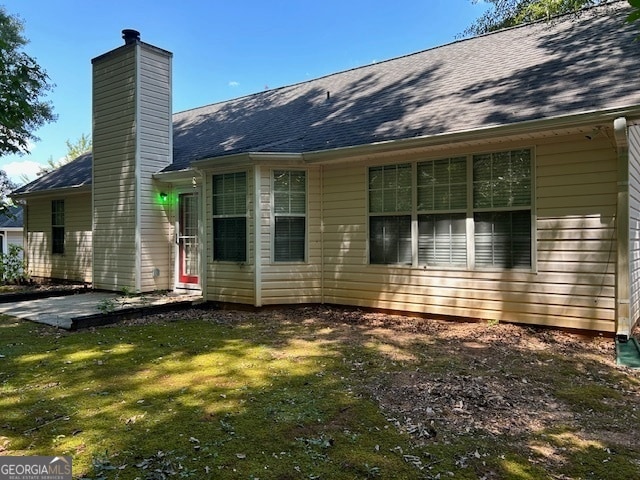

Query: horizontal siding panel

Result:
[316,135,617,332]
[537,193,615,209]
[324,295,614,332]
[25,194,92,283]
[537,170,617,187]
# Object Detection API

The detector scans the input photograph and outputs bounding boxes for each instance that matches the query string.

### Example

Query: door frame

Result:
[174,188,202,291]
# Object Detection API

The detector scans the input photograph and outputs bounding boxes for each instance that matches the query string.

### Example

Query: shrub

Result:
[0,244,28,284]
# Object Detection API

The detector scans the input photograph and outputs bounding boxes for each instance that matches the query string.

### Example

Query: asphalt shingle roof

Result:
[0,206,23,228]
[14,1,640,195]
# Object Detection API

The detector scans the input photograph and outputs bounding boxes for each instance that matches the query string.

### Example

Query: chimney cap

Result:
[122,29,141,45]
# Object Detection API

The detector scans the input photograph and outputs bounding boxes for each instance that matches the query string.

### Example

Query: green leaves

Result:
[0,7,55,157]
[628,0,640,24]
[464,0,603,37]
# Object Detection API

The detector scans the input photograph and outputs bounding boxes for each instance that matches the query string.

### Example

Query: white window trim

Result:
[270,168,308,264]
[366,147,536,272]
[212,170,249,263]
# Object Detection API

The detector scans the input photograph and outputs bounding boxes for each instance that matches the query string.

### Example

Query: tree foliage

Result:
[463,0,606,36]
[0,6,55,156]
[37,133,92,176]
[0,170,18,217]
[629,0,640,24]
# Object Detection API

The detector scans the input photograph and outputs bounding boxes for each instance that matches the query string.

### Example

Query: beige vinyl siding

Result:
[260,166,322,304]
[25,194,92,283]
[138,45,172,291]
[92,43,172,292]
[205,167,255,304]
[629,123,640,329]
[92,46,137,291]
[321,133,617,332]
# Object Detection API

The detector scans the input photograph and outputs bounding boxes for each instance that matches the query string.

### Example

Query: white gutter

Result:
[159,106,640,175]
[304,106,640,164]
[254,165,262,307]
[11,184,92,201]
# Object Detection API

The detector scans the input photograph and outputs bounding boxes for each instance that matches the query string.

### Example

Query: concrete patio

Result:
[0,291,202,329]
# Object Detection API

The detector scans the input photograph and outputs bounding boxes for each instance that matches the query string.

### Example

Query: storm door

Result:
[177,192,200,286]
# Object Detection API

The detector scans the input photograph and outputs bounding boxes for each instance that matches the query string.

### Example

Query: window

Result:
[51,200,64,255]
[367,149,532,269]
[369,164,412,264]
[473,149,532,268]
[213,172,246,261]
[273,170,306,262]
[417,157,467,266]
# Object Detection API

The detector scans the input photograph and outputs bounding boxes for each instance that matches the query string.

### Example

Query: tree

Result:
[0,170,18,217]
[36,133,92,176]
[629,0,640,25]
[463,0,605,36]
[0,6,55,156]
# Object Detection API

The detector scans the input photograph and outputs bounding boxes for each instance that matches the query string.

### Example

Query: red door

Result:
[178,193,199,285]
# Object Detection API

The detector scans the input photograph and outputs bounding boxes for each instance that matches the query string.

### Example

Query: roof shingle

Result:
[14,1,639,194]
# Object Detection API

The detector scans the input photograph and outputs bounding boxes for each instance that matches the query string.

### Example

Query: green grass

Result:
[0,314,421,479]
[1,310,639,480]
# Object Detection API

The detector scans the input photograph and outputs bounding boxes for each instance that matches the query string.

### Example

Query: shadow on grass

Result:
[1,308,639,479]
[1,311,420,479]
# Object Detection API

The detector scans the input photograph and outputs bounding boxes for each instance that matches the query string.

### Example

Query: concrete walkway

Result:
[0,291,202,329]
[0,292,119,329]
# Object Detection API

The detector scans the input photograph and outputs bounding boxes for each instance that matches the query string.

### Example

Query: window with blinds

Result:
[213,172,247,262]
[51,199,64,255]
[369,164,412,264]
[368,149,532,269]
[417,157,467,266]
[273,170,306,262]
[473,149,531,268]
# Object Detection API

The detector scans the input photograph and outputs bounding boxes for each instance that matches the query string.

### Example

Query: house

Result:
[11,1,640,338]
[0,205,23,255]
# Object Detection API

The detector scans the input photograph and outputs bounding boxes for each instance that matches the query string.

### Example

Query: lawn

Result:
[1,306,639,479]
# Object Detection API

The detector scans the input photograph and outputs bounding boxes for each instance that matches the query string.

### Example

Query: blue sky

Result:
[1,0,489,184]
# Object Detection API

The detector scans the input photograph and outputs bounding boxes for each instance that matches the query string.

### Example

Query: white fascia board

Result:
[161,105,640,173]
[303,105,640,164]
[192,152,305,170]
[10,184,92,201]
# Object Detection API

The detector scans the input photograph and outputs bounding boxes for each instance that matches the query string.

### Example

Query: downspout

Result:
[614,116,630,340]
[320,165,325,304]
[254,165,262,307]
[193,167,207,300]
[23,202,29,279]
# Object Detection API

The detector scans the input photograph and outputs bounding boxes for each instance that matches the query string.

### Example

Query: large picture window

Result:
[51,199,64,255]
[273,170,306,262]
[368,149,533,269]
[213,172,247,262]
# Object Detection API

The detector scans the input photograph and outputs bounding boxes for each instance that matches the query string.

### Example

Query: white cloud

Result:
[2,160,43,184]
[228,81,240,87]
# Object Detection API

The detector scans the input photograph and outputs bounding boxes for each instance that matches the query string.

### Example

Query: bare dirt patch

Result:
[121,306,640,447]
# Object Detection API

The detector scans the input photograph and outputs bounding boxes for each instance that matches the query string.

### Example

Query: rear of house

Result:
[11,1,640,337]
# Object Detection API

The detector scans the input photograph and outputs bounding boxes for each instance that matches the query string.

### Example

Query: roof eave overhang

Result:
[10,184,92,201]
[303,105,640,164]
[160,105,640,176]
